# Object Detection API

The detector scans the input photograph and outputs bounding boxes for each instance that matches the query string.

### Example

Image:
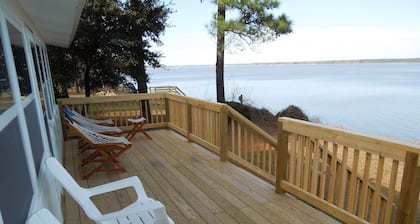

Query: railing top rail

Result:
[227,106,277,146]
[279,117,420,165]
[57,93,167,104]
[166,94,224,112]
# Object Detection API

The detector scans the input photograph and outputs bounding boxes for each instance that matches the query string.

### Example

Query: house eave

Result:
[17,0,85,48]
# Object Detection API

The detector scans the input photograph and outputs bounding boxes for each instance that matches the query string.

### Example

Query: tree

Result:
[48,46,79,98]
[71,0,123,97]
[118,0,172,93]
[208,0,292,102]
[49,0,172,97]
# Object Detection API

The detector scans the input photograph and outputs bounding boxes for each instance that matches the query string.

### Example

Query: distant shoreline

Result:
[253,58,420,65]
[164,58,420,67]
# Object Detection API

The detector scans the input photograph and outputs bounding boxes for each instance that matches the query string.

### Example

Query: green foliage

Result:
[117,0,172,93]
[210,0,292,48]
[207,0,292,103]
[48,46,79,98]
[49,0,172,96]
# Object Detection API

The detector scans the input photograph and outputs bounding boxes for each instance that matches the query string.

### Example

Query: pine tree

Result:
[118,0,172,93]
[208,0,293,102]
[48,0,172,97]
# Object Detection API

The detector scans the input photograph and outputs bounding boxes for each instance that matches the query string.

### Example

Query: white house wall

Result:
[0,0,73,222]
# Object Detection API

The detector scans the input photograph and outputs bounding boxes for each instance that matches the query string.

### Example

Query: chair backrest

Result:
[26,208,61,224]
[64,118,129,145]
[45,157,102,219]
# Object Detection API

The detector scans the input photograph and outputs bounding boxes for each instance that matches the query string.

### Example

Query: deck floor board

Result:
[63,129,339,224]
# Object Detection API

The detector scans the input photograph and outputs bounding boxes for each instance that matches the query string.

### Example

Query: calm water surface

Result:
[150,63,420,144]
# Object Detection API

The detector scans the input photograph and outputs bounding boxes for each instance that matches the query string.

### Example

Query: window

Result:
[31,43,45,111]
[0,32,13,114]
[7,21,31,99]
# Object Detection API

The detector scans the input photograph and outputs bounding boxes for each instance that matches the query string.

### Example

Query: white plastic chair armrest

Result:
[87,176,148,199]
[26,208,61,224]
[97,200,165,222]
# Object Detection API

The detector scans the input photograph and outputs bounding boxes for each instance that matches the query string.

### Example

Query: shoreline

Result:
[161,58,420,67]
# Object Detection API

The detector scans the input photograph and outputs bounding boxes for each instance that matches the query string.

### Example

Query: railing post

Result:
[165,96,170,125]
[219,105,228,161]
[187,101,192,142]
[396,151,420,224]
[57,99,68,140]
[276,118,289,194]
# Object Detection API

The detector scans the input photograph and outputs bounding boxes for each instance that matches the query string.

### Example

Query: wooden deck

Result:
[62,129,339,224]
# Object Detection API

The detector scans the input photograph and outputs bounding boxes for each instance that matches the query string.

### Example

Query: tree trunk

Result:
[137,36,148,94]
[84,66,91,97]
[136,34,151,121]
[216,2,225,103]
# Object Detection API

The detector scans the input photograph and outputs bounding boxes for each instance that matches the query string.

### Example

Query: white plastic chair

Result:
[46,157,174,224]
[26,208,61,224]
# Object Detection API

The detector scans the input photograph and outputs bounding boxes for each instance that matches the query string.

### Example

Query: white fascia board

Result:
[17,0,85,47]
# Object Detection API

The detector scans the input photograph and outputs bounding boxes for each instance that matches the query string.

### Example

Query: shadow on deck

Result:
[62,129,339,224]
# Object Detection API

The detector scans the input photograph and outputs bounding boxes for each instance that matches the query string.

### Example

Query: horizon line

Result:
[158,57,420,68]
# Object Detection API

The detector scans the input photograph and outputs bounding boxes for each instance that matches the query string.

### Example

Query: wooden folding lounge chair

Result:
[64,106,122,136]
[64,105,114,126]
[26,208,61,224]
[126,117,152,140]
[64,118,131,179]
[46,157,174,224]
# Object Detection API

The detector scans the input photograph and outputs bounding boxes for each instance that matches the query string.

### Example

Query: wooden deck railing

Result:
[276,117,420,224]
[57,93,420,223]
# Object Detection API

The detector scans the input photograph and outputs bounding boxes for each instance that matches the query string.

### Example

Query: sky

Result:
[157,0,420,66]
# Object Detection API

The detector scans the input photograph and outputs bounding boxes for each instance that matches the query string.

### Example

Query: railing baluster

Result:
[383,159,399,223]
[318,140,328,199]
[289,134,297,185]
[296,135,304,188]
[311,139,320,195]
[338,146,349,208]
[370,155,385,223]
[347,148,360,213]
[358,152,372,219]
[328,143,338,203]
[303,137,311,192]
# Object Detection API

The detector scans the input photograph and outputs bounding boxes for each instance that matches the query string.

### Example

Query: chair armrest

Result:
[96,200,165,222]
[87,176,148,199]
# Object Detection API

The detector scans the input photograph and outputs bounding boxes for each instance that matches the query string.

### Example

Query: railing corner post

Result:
[276,118,289,194]
[219,105,228,162]
[57,99,68,140]
[396,151,420,224]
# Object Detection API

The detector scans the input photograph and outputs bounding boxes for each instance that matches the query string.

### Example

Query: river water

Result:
[149,63,420,144]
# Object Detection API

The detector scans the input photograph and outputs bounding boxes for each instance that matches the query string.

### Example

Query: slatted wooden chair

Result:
[64,106,122,136]
[64,118,132,179]
[64,105,114,126]
[126,117,152,140]
[46,157,174,224]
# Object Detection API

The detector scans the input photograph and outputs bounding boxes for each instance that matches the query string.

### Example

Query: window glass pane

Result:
[0,31,13,114]
[36,45,44,83]
[37,46,52,119]
[7,21,31,98]
[31,43,45,111]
